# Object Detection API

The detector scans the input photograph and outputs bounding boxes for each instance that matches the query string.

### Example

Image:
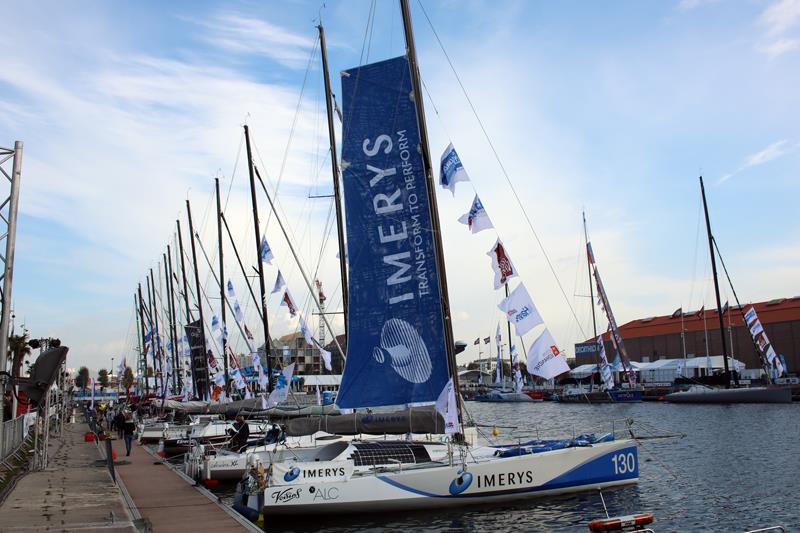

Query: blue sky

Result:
[0,0,797,374]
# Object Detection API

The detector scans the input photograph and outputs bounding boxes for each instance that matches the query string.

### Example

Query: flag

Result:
[434,378,461,434]
[89,379,95,409]
[697,306,705,318]
[526,328,570,380]
[299,315,315,347]
[498,282,544,336]
[319,348,332,371]
[675,360,684,377]
[722,301,729,315]
[473,337,480,345]
[487,238,518,290]
[458,194,493,234]
[117,356,126,375]
[439,143,470,195]
[586,241,596,265]
[597,338,614,390]
[271,270,286,294]
[510,345,523,392]
[281,289,298,317]
[244,324,254,341]
[483,337,490,344]
[671,308,682,318]
[779,354,788,376]
[267,363,295,407]
[316,385,321,406]
[261,236,274,264]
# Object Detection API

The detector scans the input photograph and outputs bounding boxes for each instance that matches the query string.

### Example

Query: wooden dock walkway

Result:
[0,414,136,532]
[110,434,254,533]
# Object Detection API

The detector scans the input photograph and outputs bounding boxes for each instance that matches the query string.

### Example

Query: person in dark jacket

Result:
[122,412,136,456]
[228,415,250,452]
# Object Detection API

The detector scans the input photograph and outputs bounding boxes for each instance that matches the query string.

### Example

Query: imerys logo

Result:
[283,466,301,482]
[448,470,473,495]
[373,319,432,384]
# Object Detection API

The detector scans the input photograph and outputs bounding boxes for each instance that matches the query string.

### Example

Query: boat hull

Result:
[262,440,638,515]
[665,386,792,404]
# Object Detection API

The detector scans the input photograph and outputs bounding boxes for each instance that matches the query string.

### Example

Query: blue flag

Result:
[260,237,274,264]
[336,56,449,408]
[439,143,470,195]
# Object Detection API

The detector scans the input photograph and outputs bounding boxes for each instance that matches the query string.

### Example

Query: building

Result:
[268,333,345,375]
[575,297,800,372]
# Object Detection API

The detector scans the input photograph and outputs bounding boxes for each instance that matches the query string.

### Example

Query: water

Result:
[214,401,800,532]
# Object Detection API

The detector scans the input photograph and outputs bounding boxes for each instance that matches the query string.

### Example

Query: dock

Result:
[0,412,256,533]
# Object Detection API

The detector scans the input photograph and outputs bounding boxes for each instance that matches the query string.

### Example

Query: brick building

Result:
[575,296,800,372]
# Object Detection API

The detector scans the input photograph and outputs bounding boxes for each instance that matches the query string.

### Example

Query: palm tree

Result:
[76,366,90,390]
[8,333,31,378]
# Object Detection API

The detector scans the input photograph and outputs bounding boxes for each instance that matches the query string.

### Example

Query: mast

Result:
[215,177,230,394]
[186,200,209,400]
[400,0,464,431]
[699,175,733,388]
[503,284,513,386]
[318,23,349,333]
[244,125,274,393]
[147,269,162,394]
[167,246,182,392]
[583,211,598,390]
[163,255,177,393]
[136,285,150,395]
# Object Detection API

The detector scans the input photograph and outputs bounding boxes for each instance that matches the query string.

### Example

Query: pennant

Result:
[671,308,682,319]
[319,348,332,371]
[473,338,480,345]
[117,356,126,375]
[261,236,274,264]
[487,238,518,290]
[244,324,254,341]
[597,338,614,390]
[497,282,544,336]
[675,360,684,377]
[495,323,503,384]
[434,378,461,434]
[526,328,570,380]
[316,385,321,406]
[267,363,295,407]
[587,241,596,265]
[439,143,470,195]
[483,337,490,344]
[299,315,315,347]
[458,194,493,234]
[271,270,286,294]
[281,289,298,317]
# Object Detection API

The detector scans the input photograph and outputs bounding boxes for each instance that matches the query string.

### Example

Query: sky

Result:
[0,0,798,375]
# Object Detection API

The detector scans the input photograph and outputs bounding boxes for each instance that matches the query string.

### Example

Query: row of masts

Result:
[131,24,350,400]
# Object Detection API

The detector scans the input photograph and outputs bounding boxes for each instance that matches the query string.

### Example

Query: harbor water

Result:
[210,401,799,532]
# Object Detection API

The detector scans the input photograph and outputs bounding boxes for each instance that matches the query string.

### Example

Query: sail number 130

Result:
[611,452,636,475]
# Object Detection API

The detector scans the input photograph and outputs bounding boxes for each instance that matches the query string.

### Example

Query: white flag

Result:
[261,237,274,264]
[487,238,518,290]
[315,385,321,406]
[434,378,461,434]
[527,328,570,380]
[319,348,332,371]
[498,282,544,337]
[597,338,614,390]
[675,360,684,377]
[495,323,503,384]
[299,316,315,347]
[458,194,493,234]
[267,363,295,407]
[271,270,286,294]
[439,143,470,195]
[280,289,298,317]
[117,356,126,375]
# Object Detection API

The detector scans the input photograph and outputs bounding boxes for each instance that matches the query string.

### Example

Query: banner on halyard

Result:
[267,363,295,407]
[458,194,493,234]
[337,55,449,408]
[527,328,570,380]
[261,237,274,264]
[439,143,470,196]
[271,270,286,294]
[435,378,461,434]
[487,238,518,290]
[497,282,544,336]
[185,320,209,400]
[743,306,785,375]
[281,289,298,317]
[597,337,614,390]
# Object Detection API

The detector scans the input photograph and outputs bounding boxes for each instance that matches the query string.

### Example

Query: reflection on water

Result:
[214,401,800,532]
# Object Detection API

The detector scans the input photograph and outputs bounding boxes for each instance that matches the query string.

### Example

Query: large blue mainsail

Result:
[336,56,449,408]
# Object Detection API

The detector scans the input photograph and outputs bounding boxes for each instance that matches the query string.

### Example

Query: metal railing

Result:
[0,414,28,462]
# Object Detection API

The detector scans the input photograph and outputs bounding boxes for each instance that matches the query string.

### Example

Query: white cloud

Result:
[758,0,800,56]
[677,0,721,12]
[717,139,795,184]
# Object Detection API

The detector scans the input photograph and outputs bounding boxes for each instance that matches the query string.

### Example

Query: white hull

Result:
[262,439,637,515]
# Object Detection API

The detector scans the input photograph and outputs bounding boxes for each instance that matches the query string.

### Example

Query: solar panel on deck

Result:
[349,442,432,467]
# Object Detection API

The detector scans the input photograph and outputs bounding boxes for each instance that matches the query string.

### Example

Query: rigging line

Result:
[416,0,585,337]
[358,0,377,65]
[223,132,245,210]
[687,199,702,311]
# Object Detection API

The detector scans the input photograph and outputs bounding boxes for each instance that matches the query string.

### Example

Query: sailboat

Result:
[665,177,791,404]
[556,214,642,403]
[251,1,639,517]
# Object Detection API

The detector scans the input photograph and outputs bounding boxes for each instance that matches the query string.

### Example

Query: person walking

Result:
[122,411,136,456]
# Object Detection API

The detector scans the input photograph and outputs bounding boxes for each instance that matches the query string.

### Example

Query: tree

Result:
[122,367,134,393]
[146,367,154,377]
[76,366,91,390]
[8,333,31,378]
[98,368,109,389]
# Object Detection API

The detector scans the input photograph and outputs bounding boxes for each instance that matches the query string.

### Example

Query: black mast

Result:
[166,246,182,392]
[136,285,150,395]
[244,125,274,393]
[215,177,230,394]
[147,269,162,394]
[186,200,209,400]
[318,23,349,333]
[700,176,733,388]
[583,211,599,391]
[400,0,464,431]
[163,254,177,393]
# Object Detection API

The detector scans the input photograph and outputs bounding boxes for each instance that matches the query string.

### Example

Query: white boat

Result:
[164,418,270,451]
[665,385,792,403]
